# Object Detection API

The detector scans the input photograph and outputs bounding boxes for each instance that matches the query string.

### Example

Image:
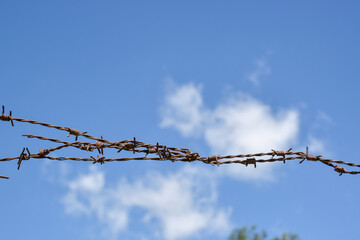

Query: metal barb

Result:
[91,156,106,165]
[334,166,346,176]
[0,105,14,126]
[245,157,257,168]
[207,155,220,167]
[271,148,292,163]
[299,146,322,164]
[66,128,87,141]
[95,136,104,155]
[17,147,30,170]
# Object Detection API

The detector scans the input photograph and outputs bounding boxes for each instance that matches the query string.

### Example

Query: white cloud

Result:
[62,166,231,240]
[61,81,300,240]
[160,82,207,137]
[205,96,299,154]
[247,58,271,86]
[159,83,300,181]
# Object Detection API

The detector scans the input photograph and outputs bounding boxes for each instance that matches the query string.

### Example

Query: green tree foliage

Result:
[229,225,299,240]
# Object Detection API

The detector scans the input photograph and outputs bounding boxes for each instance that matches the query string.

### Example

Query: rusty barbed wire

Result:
[1,105,360,179]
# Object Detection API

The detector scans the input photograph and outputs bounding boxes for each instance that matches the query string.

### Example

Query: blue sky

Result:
[1,1,360,240]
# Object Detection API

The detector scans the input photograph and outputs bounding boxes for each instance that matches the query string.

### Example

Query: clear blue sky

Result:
[1,1,360,240]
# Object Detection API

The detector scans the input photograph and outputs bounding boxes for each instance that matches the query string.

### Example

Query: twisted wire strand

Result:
[1,105,359,179]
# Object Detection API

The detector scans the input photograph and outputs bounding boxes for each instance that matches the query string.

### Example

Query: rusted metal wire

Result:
[1,105,360,179]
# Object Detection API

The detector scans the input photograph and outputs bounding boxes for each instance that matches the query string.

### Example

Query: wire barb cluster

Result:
[1,105,359,179]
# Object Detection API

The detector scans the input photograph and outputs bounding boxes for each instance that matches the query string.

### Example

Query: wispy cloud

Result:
[160,82,300,181]
[247,57,271,86]
[304,111,334,155]
[307,135,325,154]
[62,166,231,240]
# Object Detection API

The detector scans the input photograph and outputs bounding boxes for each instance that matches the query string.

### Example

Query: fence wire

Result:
[1,105,359,179]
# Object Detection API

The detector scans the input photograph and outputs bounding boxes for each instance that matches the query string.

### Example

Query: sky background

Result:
[1,1,360,240]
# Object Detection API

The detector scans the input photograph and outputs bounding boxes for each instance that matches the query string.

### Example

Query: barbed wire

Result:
[1,105,359,179]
